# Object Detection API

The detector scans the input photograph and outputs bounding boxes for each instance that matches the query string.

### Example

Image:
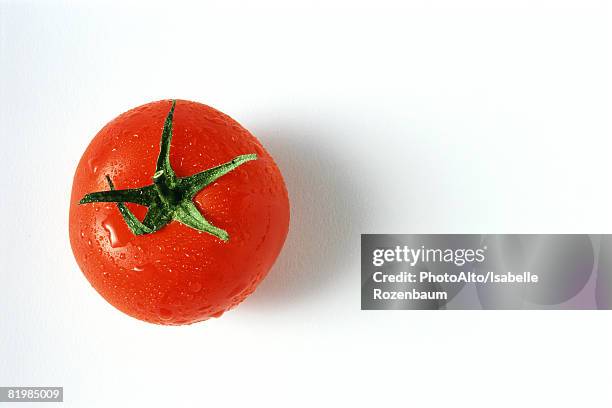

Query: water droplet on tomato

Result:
[188,282,202,293]
[159,308,173,320]
[132,263,156,274]
[87,157,99,174]
[102,216,132,248]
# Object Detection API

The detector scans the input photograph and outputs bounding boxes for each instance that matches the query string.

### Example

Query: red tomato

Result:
[69,99,289,325]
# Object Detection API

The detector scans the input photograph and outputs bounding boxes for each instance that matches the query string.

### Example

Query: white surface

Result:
[1,1,611,406]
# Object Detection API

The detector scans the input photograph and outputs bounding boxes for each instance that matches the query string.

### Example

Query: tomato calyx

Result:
[78,100,257,241]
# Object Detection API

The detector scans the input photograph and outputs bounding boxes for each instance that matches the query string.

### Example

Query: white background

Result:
[1,0,612,406]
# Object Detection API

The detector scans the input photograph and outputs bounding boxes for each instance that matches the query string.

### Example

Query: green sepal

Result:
[180,153,257,198]
[174,201,229,242]
[141,200,173,232]
[79,185,155,206]
[105,176,154,235]
[155,100,178,187]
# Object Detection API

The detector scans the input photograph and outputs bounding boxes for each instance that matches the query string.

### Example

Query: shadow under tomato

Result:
[241,121,364,311]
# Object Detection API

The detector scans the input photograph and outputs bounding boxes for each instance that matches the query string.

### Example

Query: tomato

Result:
[69,99,290,325]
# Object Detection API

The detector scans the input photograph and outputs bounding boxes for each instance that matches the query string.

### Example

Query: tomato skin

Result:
[69,100,289,325]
